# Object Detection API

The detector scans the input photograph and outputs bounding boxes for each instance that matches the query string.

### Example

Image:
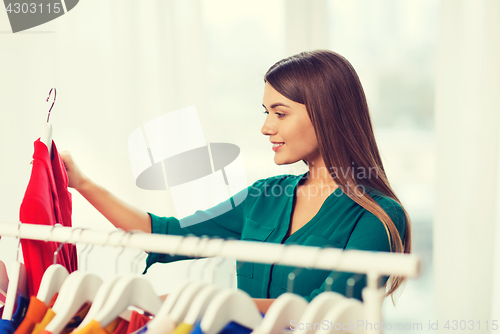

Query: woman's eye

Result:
[262,110,284,118]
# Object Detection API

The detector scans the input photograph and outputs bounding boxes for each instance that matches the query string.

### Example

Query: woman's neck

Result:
[305,160,338,188]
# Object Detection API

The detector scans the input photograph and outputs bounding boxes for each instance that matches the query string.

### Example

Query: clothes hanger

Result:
[316,298,364,334]
[2,223,28,321]
[182,285,222,326]
[77,276,122,329]
[292,245,352,334]
[315,276,365,334]
[182,256,227,326]
[36,225,76,305]
[36,265,68,305]
[89,230,163,328]
[200,288,263,334]
[41,88,56,159]
[149,236,215,331]
[92,275,163,328]
[200,240,268,334]
[0,260,8,307]
[251,245,313,334]
[199,237,264,334]
[78,230,138,329]
[44,271,103,334]
[292,292,345,334]
[44,227,104,334]
[251,293,307,334]
[139,235,204,334]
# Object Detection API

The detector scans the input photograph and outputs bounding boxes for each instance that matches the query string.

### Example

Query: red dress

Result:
[19,139,78,296]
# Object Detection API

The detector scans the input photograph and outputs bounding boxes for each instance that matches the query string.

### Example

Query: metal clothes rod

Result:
[0,222,421,278]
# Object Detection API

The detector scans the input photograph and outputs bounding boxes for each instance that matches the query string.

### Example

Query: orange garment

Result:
[71,320,120,334]
[31,303,92,334]
[14,297,48,334]
[31,308,55,334]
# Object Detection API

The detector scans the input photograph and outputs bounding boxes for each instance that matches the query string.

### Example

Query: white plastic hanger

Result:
[181,256,228,326]
[0,261,9,307]
[77,275,133,329]
[77,230,137,329]
[37,225,86,305]
[146,281,208,334]
[182,285,222,325]
[41,88,56,158]
[200,289,263,334]
[293,292,345,334]
[151,238,226,332]
[164,281,208,323]
[315,298,364,334]
[93,275,163,328]
[2,224,28,321]
[251,293,308,334]
[36,264,69,305]
[44,271,103,334]
[142,234,195,332]
[155,281,192,315]
[77,275,121,329]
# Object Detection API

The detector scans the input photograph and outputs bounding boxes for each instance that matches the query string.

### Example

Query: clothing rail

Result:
[0,222,421,334]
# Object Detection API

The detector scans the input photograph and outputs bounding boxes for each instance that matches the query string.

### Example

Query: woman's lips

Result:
[272,143,284,152]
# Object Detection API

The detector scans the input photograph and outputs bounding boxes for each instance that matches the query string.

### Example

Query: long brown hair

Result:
[264,50,412,305]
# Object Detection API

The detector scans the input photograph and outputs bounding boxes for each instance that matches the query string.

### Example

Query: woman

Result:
[61,50,411,313]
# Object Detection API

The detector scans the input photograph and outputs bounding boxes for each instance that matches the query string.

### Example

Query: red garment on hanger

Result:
[19,139,78,297]
[126,311,151,334]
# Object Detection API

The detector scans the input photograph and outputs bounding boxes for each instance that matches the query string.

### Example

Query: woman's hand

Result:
[60,151,89,191]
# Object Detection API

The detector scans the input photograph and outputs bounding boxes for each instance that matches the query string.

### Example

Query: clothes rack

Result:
[0,222,420,334]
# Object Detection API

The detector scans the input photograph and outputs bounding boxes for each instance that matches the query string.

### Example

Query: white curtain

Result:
[0,0,222,293]
[285,0,329,55]
[435,0,500,329]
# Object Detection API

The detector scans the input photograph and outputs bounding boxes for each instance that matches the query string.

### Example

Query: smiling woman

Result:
[262,83,321,168]
[261,50,411,304]
[60,49,411,313]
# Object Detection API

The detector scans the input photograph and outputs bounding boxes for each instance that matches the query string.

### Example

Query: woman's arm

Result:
[60,151,151,232]
[77,178,152,232]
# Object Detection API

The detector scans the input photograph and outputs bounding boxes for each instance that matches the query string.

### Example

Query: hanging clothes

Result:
[170,323,193,334]
[19,139,78,297]
[124,312,150,334]
[14,293,58,334]
[189,321,253,334]
[0,295,30,334]
[14,296,48,334]
[70,319,120,334]
[109,311,151,334]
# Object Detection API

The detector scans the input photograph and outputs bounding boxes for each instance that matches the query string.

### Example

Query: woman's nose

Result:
[261,118,277,136]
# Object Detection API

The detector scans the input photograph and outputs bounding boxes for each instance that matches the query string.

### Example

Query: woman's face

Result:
[261,82,321,165]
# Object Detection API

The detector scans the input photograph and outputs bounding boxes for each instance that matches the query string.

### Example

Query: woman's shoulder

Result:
[363,187,407,236]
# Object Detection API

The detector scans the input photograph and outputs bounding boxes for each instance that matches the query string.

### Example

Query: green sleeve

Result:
[143,180,263,273]
[305,198,407,302]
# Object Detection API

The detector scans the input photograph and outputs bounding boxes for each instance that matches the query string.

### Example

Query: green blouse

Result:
[143,171,406,302]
